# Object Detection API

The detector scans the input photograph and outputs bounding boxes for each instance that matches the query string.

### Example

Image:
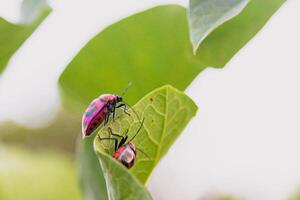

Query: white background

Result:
[0,0,299,199]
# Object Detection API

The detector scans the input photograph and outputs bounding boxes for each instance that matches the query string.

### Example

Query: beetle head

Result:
[116,95,122,102]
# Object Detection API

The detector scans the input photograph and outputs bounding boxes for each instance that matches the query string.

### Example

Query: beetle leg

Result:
[124,129,129,137]
[104,113,108,125]
[107,114,111,124]
[116,103,130,116]
[108,127,124,140]
[98,135,119,151]
[111,132,125,140]
[118,129,129,148]
[104,112,110,125]
[112,106,116,121]
[108,127,129,148]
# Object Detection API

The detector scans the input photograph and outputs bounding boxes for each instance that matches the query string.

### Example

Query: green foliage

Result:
[0,146,82,200]
[96,152,152,200]
[59,2,285,198]
[78,136,108,200]
[20,0,49,23]
[188,0,249,53]
[0,4,50,73]
[59,5,198,109]
[0,0,286,199]
[60,1,285,110]
[94,85,198,199]
[195,0,285,66]
[0,110,81,152]
[290,189,300,200]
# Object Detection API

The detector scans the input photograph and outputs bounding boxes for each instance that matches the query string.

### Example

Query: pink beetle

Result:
[82,94,127,138]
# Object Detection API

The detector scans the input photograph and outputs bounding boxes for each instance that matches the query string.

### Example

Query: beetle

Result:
[98,118,148,169]
[82,84,132,138]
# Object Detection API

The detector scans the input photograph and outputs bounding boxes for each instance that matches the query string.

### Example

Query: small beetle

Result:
[82,84,132,138]
[98,118,148,169]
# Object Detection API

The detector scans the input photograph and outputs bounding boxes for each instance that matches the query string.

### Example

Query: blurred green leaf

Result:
[195,0,285,66]
[20,0,49,24]
[0,110,81,152]
[0,5,50,73]
[290,189,300,200]
[188,0,249,53]
[94,85,197,198]
[0,145,82,200]
[59,5,198,109]
[60,2,284,199]
[78,135,108,200]
[60,1,285,109]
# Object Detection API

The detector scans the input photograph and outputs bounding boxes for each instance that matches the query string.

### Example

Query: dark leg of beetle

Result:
[98,135,118,151]
[123,129,129,137]
[108,127,124,139]
[118,129,129,148]
[112,106,116,121]
[111,133,124,139]
[104,112,110,125]
[108,127,128,148]
[116,103,130,116]
[104,113,108,125]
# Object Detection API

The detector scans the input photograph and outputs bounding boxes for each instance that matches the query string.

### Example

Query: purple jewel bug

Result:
[82,84,132,138]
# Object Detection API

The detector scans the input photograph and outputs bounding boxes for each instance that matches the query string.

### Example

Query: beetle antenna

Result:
[130,118,145,142]
[136,146,150,159]
[120,82,132,97]
[119,82,142,123]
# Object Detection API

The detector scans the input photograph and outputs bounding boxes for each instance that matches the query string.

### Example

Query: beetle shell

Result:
[82,98,106,137]
[82,94,119,138]
[99,94,118,103]
[113,142,136,169]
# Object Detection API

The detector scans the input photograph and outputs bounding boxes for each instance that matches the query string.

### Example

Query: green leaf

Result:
[94,85,198,198]
[0,110,81,152]
[0,146,82,200]
[0,5,50,73]
[60,1,284,199]
[59,5,197,109]
[60,1,285,108]
[78,135,108,200]
[290,189,300,200]
[188,0,249,53]
[195,0,285,67]
[96,152,152,200]
[20,0,49,24]
[0,111,99,199]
